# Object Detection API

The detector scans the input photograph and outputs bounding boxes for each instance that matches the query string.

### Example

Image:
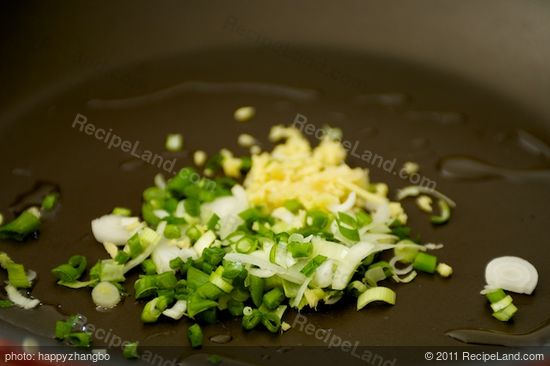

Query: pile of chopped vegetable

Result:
[44,125,456,351]
[0,116,543,354]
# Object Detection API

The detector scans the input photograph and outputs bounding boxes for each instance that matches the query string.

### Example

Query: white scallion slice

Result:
[389,256,413,276]
[357,286,396,310]
[162,300,187,320]
[332,242,394,290]
[224,253,306,284]
[485,256,538,295]
[396,186,456,208]
[329,191,356,214]
[193,230,216,256]
[92,281,121,309]
[91,214,138,245]
[490,295,513,312]
[5,284,40,309]
[392,270,418,284]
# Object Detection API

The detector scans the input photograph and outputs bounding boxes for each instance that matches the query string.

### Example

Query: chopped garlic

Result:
[103,242,119,258]
[165,134,183,152]
[250,145,261,155]
[220,149,242,178]
[234,106,255,122]
[402,161,419,175]
[374,183,389,197]
[154,173,166,189]
[244,125,405,218]
[437,263,453,277]
[238,133,256,147]
[281,321,291,332]
[193,150,207,166]
[416,195,433,213]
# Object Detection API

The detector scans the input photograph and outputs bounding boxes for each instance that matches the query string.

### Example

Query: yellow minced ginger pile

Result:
[239,125,405,221]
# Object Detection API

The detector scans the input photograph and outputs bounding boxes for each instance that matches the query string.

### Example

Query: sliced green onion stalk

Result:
[187,323,203,348]
[6,263,31,289]
[393,241,419,263]
[112,207,132,216]
[483,287,518,322]
[209,267,233,293]
[413,252,438,274]
[300,255,327,277]
[236,236,258,254]
[357,287,396,310]
[52,255,87,283]
[92,281,121,309]
[249,275,265,307]
[242,309,262,330]
[284,199,302,214]
[207,214,220,231]
[485,288,507,304]
[430,199,451,225]
[347,281,367,297]
[41,193,59,211]
[141,296,169,323]
[490,295,513,313]
[58,280,97,289]
[99,260,125,282]
[164,224,181,239]
[123,341,139,359]
[0,208,41,241]
[0,299,14,308]
[492,303,518,322]
[187,293,217,318]
[336,212,360,242]
[262,287,285,310]
[0,253,32,289]
[261,311,281,333]
[287,241,313,258]
[363,267,387,287]
[55,315,92,348]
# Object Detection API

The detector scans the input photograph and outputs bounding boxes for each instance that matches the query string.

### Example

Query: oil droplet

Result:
[411,137,430,149]
[209,334,233,344]
[354,93,408,107]
[12,168,32,177]
[87,81,318,110]
[447,318,550,346]
[120,158,145,172]
[360,126,378,137]
[438,156,550,182]
[9,181,60,214]
[276,346,292,354]
[516,129,550,159]
[405,110,465,125]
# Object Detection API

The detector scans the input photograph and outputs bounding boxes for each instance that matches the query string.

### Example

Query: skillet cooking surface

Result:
[0,48,549,361]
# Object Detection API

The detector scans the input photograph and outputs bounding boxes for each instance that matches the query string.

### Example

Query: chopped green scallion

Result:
[187,323,203,348]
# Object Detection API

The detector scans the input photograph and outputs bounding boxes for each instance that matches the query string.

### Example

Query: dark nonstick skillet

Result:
[1,2,549,365]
